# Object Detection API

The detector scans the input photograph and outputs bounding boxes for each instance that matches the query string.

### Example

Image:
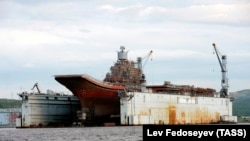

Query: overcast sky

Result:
[0,0,249,99]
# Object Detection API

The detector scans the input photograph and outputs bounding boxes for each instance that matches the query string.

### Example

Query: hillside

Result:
[0,98,22,108]
[231,89,250,116]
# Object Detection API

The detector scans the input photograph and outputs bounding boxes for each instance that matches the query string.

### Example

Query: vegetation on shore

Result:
[0,99,22,108]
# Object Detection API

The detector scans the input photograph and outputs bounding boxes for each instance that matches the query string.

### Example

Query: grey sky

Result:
[0,0,249,99]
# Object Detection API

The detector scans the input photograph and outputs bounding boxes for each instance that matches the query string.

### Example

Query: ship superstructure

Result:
[103,46,152,92]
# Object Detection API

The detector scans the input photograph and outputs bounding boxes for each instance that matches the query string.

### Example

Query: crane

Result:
[137,50,153,82]
[137,50,153,70]
[142,50,153,69]
[31,82,41,94]
[212,43,229,97]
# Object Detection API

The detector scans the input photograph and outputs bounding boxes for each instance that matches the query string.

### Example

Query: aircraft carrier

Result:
[54,44,237,126]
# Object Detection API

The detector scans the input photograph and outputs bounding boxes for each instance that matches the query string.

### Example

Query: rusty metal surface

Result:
[120,92,235,125]
[54,74,124,125]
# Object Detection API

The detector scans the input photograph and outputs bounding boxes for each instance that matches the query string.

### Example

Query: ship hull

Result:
[54,75,125,125]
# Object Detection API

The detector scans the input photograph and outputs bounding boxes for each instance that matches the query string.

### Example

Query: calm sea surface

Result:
[0,126,143,141]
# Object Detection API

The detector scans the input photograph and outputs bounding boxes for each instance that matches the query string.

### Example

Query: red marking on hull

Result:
[54,74,125,118]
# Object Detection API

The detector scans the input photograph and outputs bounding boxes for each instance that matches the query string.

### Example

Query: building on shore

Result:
[0,108,21,128]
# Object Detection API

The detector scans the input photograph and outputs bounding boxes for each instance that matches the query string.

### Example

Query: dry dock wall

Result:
[120,92,236,125]
[16,94,80,128]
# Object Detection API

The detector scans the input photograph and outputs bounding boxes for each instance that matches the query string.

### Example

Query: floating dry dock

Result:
[120,91,235,125]
[16,46,238,127]
[16,88,81,128]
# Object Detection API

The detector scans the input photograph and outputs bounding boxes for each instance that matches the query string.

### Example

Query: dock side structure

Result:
[16,90,81,128]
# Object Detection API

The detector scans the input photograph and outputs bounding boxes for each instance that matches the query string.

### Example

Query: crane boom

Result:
[31,82,41,94]
[212,43,229,97]
[136,50,153,83]
[142,50,153,69]
[213,44,225,72]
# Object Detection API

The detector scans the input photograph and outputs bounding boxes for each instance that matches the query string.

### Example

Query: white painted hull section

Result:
[120,92,236,125]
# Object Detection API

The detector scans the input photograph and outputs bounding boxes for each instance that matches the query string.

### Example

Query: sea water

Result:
[0,126,142,141]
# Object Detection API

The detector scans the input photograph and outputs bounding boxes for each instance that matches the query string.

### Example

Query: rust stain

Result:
[168,105,176,124]
[166,105,223,125]
[215,112,220,122]
[180,112,186,124]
